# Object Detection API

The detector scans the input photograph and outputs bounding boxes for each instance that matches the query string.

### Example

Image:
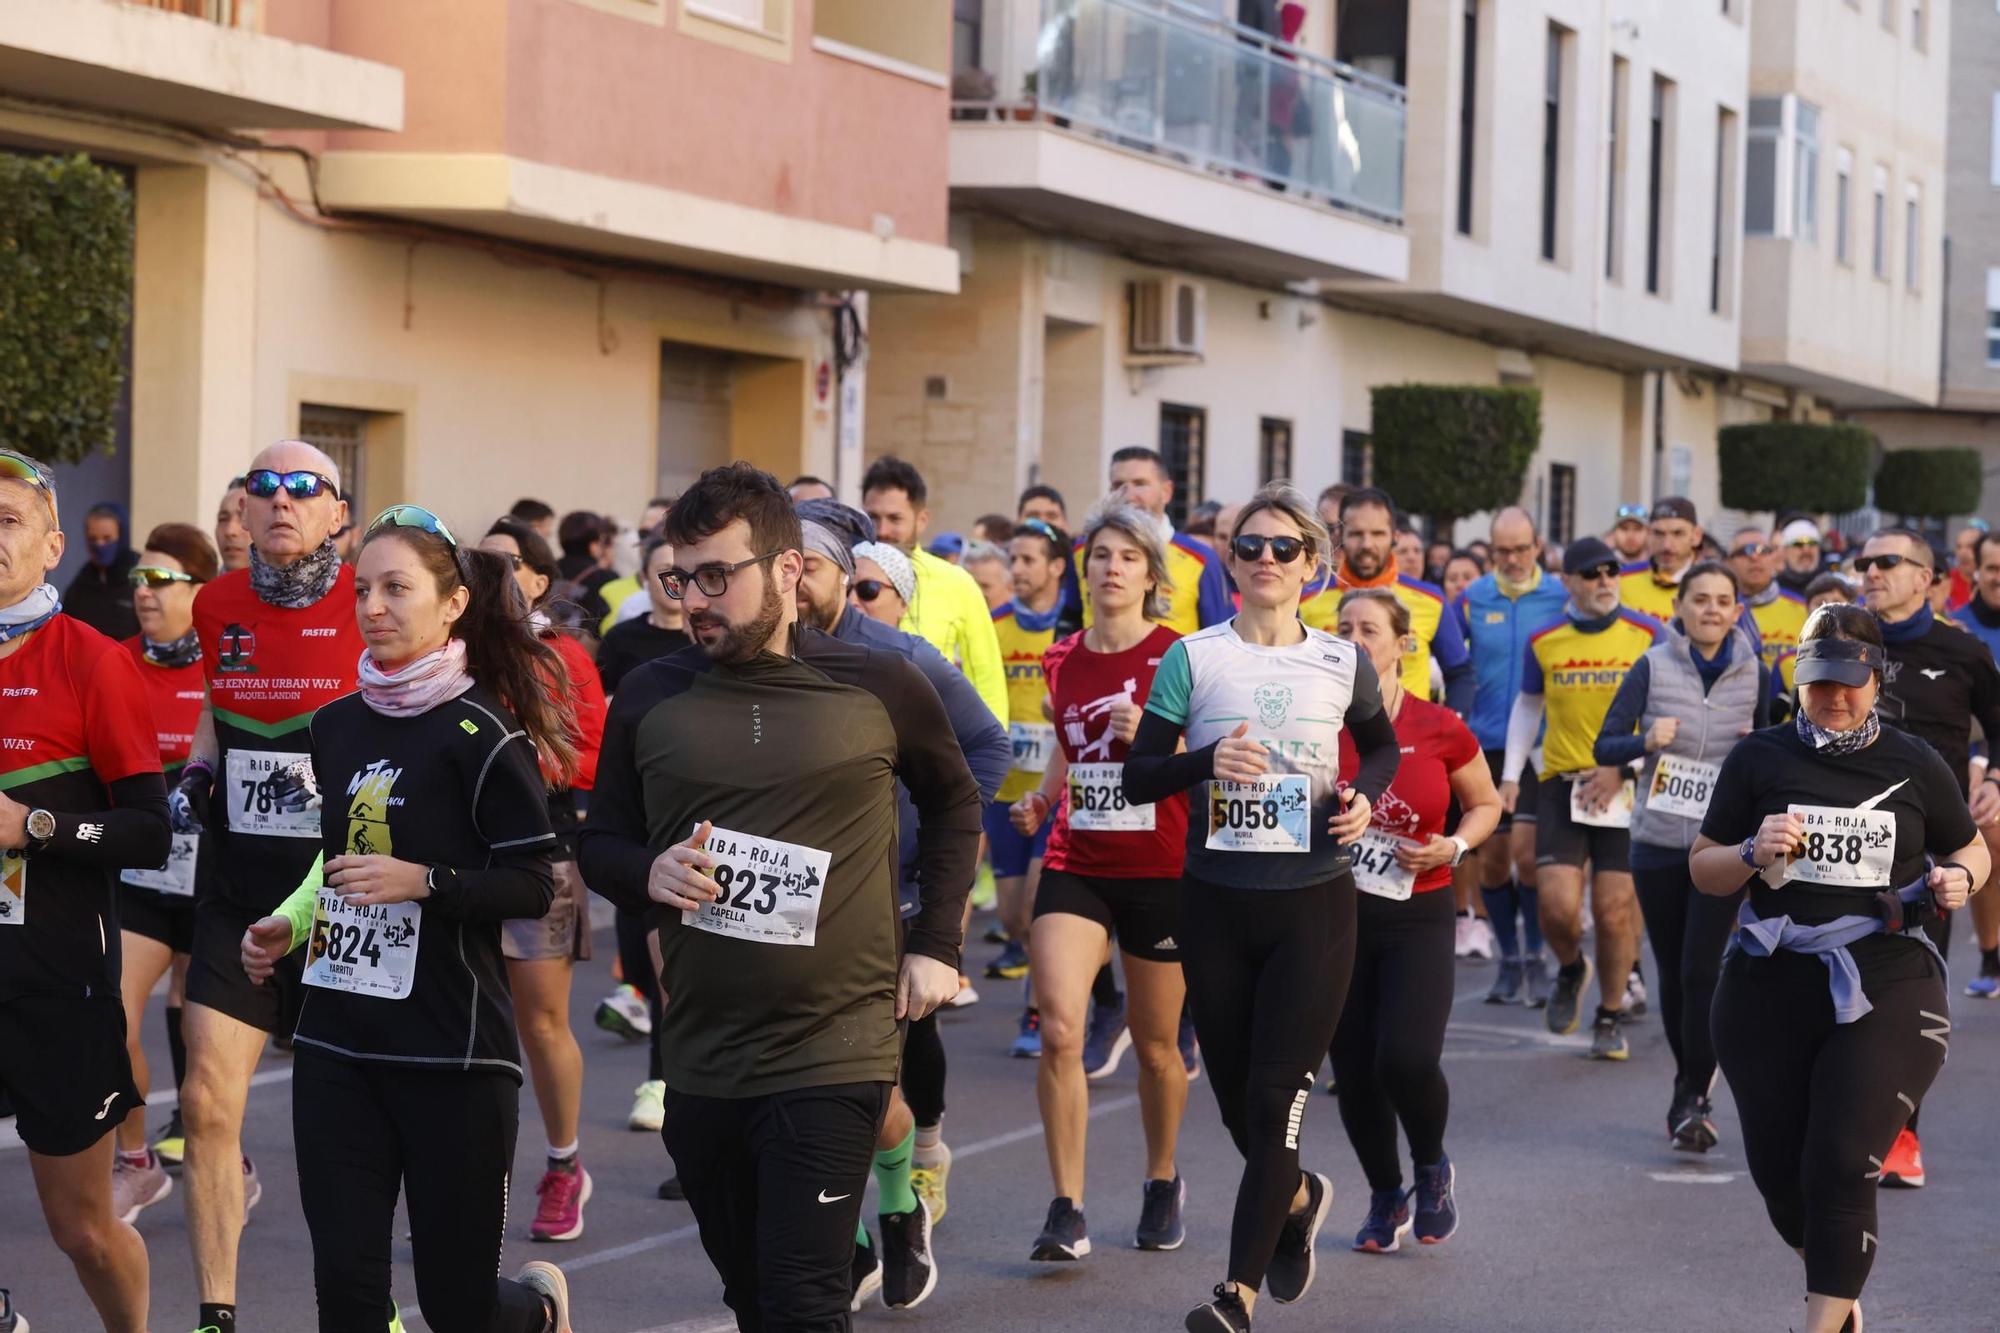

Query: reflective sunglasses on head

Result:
[1016,518,1062,544]
[1615,504,1649,523]
[367,504,458,548]
[1730,543,1773,558]
[659,551,782,600]
[852,578,891,603]
[245,469,340,502]
[128,566,197,589]
[0,449,58,524]
[1231,534,1308,564]
[1852,553,1922,575]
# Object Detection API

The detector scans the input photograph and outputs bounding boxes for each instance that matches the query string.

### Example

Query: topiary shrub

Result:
[1369,385,1541,532]
[1872,447,1983,520]
[1717,422,1873,515]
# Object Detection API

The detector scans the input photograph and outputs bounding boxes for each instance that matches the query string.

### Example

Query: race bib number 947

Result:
[682,824,832,947]
[1205,775,1311,854]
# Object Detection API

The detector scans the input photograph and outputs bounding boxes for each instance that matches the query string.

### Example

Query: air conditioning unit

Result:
[1129,276,1206,360]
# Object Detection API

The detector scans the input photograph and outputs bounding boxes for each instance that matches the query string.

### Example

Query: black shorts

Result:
[1533,772,1632,873]
[1033,869,1181,963]
[0,993,140,1156]
[119,883,196,955]
[1486,748,1538,829]
[185,892,306,1036]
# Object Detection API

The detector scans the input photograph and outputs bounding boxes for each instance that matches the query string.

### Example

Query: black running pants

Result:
[901,1011,946,1127]
[1632,862,1741,1095]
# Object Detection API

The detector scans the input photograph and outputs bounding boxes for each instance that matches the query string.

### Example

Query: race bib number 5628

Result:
[681,824,832,947]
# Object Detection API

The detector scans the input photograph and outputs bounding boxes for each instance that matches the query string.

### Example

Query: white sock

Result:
[548,1140,579,1162]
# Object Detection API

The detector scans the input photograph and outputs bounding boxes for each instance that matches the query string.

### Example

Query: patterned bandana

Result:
[0,583,60,643]
[249,538,341,610]
[1797,707,1880,756]
[141,628,202,668]
[357,637,475,718]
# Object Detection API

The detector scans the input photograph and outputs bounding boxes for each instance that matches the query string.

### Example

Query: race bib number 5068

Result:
[681,824,832,947]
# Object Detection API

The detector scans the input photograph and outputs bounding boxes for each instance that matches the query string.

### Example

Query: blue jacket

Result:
[831,606,1011,916]
[1953,598,2000,667]
[1457,570,1569,750]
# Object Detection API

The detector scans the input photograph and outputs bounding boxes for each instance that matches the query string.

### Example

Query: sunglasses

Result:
[660,551,781,600]
[1615,504,1649,523]
[1852,553,1924,575]
[128,566,197,589]
[852,579,893,603]
[367,504,458,548]
[1017,518,1062,543]
[0,450,58,525]
[1729,543,1773,558]
[1231,534,1309,564]
[1787,537,1821,549]
[245,469,341,502]
[1575,563,1622,582]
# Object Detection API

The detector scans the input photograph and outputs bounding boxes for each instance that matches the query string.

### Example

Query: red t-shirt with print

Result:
[1339,695,1481,893]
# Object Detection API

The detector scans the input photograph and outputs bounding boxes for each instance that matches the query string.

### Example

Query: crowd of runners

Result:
[1,435,1993,1333]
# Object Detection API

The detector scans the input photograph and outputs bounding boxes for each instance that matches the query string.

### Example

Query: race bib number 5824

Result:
[681,824,832,947]
[303,890,421,999]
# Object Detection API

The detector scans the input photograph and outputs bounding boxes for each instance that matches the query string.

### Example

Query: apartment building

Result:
[3,0,958,569]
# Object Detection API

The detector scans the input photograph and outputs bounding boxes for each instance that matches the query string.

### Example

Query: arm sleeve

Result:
[911,637,1011,804]
[1196,552,1235,629]
[1431,595,1471,671]
[955,578,1010,726]
[1592,658,1651,768]
[1341,651,1399,800]
[1967,649,2000,757]
[275,852,324,954]
[1502,692,1544,783]
[575,671,669,913]
[880,655,985,969]
[1122,708,1214,805]
[439,730,556,923]
[1441,659,1476,715]
[45,773,171,872]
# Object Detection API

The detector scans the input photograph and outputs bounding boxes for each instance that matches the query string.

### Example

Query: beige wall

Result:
[1941,0,2000,411]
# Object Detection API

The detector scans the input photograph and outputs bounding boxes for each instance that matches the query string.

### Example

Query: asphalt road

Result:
[5,909,1998,1333]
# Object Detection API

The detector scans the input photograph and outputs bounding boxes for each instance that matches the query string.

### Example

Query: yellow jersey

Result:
[1300,572,1469,701]
[1074,528,1234,636]
[1525,609,1663,778]
[1747,588,1809,669]
[1617,562,1685,621]
[991,601,1061,802]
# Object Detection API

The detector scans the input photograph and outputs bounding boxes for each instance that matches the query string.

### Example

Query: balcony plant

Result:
[1872,446,1984,522]
[1369,384,1541,536]
[0,152,133,465]
[1717,422,1873,516]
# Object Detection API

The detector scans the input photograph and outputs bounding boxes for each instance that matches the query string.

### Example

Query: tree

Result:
[0,153,134,466]
[1716,422,1873,515]
[1873,447,1984,521]
[1368,385,1541,533]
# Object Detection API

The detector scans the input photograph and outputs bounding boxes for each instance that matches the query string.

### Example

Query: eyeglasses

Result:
[367,504,457,548]
[245,469,341,502]
[1231,534,1308,564]
[128,566,197,589]
[1575,563,1622,582]
[1852,553,1923,575]
[852,579,892,603]
[0,450,58,525]
[1615,504,1649,523]
[660,551,782,600]
[1729,543,1773,558]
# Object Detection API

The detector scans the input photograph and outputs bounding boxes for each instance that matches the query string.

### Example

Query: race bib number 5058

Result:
[1205,775,1311,854]
[681,824,832,947]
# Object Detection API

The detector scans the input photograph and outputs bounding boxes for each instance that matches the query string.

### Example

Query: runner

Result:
[1690,605,1985,1333]
[1330,589,1498,1254]
[214,477,252,574]
[237,504,576,1332]
[1121,484,1401,1333]
[595,534,691,695]
[1617,498,1705,622]
[1501,536,1662,1054]
[1606,504,1650,564]
[1950,529,2000,1000]
[793,496,1009,1308]
[0,449,168,1333]
[1854,526,2000,1186]
[1458,508,1565,1006]
[1593,562,1767,1148]
[1729,526,1809,669]
[480,518,609,1243]
[1073,447,1234,637]
[1018,485,1068,529]
[577,463,982,1330]
[176,439,364,1333]
[1775,519,1826,596]
[112,524,219,1223]
[1007,501,1191,1263]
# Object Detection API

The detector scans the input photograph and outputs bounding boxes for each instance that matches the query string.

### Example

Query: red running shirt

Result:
[123,636,207,772]
[1042,624,1188,879]
[544,631,607,792]
[1338,695,1482,893]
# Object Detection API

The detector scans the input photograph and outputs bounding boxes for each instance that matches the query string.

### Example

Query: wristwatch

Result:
[1448,835,1471,868]
[24,808,55,853]
[1738,836,1761,870]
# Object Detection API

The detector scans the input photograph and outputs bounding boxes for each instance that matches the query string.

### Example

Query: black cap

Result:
[1793,636,1886,688]
[1650,496,1698,525]
[1562,535,1619,575]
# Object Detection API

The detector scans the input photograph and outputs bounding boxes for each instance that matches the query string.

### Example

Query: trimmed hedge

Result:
[1369,385,1541,529]
[1873,447,1984,520]
[1717,422,1872,515]
[0,153,133,465]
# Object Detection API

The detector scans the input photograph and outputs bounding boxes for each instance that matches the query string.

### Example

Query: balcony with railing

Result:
[949,0,1408,284]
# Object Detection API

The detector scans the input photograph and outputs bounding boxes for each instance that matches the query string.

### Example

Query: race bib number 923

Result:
[681,824,832,947]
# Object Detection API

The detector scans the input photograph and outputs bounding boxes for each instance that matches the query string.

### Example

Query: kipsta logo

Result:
[1253,682,1293,729]
[217,623,258,673]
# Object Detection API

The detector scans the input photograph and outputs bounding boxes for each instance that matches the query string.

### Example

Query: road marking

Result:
[1446,1021,1592,1050]
[1647,1170,1738,1184]
[0,1066,294,1153]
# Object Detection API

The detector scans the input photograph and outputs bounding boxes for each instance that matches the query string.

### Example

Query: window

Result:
[1836,147,1854,263]
[1548,463,1578,545]
[1712,107,1737,314]
[1905,183,1922,290]
[1873,165,1889,278]
[297,405,371,518]
[1258,418,1293,486]
[1607,57,1627,280]
[1647,75,1673,295]
[1985,269,2000,366]
[1793,101,1818,243]
[1541,24,1566,263]
[1158,404,1206,529]
[951,0,981,71]
[1456,0,1478,236]
[1745,97,1781,234]
[1744,95,1819,242]
[1911,1,1926,50]
[1341,431,1372,486]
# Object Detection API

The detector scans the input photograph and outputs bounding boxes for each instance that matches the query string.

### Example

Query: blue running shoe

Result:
[1136,1175,1186,1251]
[1010,1008,1042,1058]
[1030,1197,1090,1261]
[1082,998,1132,1079]
[1966,963,2000,1000]
[1412,1155,1457,1244]
[1353,1187,1412,1254]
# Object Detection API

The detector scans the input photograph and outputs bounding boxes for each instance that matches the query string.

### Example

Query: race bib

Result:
[0,853,22,927]
[1066,762,1155,832]
[681,824,831,947]
[1009,722,1056,775]
[1349,829,1418,901]
[1778,804,1895,889]
[1646,753,1720,821]
[1205,775,1311,854]
[303,889,421,999]
[225,749,322,839]
[1570,777,1635,829]
[121,832,199,897]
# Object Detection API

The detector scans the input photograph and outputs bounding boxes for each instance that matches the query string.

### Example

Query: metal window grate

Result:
[1341,430,1372,486]
[1158,403,1206,530]
[1259,417,1293,486]
[296,405,369,517]
[1548,463,1577,545]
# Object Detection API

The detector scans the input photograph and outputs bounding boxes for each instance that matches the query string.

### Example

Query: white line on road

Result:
[1646,1171,1739,1184]
[0,1066,295,1153]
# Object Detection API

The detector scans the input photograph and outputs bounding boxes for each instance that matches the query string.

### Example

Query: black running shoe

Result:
[0,1287,26,1333]
[1184,1282,1252,1333]
[849,1231,881,1312]
[879,1200,938,1309]
[1136,1175,1186,1251]
[1671,1093,1719,1153]
[1030,1196,1091,1261]
[657,1175,684,1200]
[1265,1170,1331,1304]
[1546,957,1593,1036]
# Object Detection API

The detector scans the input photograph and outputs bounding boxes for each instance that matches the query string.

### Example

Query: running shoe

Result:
[530,1162,592,1242]
[1353,1187,1413,1253]
[982,921,1010,945]
[985,938,1030,980]
[1453,913,1475,958]
[1178,1010,1202,1082]
[1266,1170,1331,1303]
[594,982,651,1040]
[1624,966,1649,1019]
[242,1155,262,1221]
[1522,955,1554,1009]
[1670,1090,1719,1154]
[658,1175,684,1200]
[1412,1156,1457,1244]
[1587,1010,1629,1061]
[1010,1008,1043,1058]
[389,1303,406,1333]
[628,1079,666,1132]
[1545,957,1593,1035]
[1464,917,1496,961]
[1184,1283,1252,1333]
[1485,957,1524,1005]
[0,1288,25,1333]
[912,1140,951,1226]
[970,861,997,911]
[948,977,980,1008]
[1136,1175,1186,1251]
[515,1260,574,1333]
[111,1150,172,1225]
[1880,1127,1925,1188]
[1030,1196,1091,1261]
[1082,998,1132,1080]
[1965,958,2000,999]
[850,1231,882,1312]
[879,1199,938,1309]
[153,1108,187,1168]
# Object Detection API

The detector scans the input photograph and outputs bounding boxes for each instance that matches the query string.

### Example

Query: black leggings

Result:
[293,1052,548,1333]
[1330,888,1455,1193]
[1179,873,1355,1293]
[617,905,667,1082]
[1711,946,1950,1300]
[902,1011,946,1126]
[1632,862,1742,1095]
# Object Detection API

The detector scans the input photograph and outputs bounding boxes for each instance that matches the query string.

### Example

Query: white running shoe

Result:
[1465,917,1496,962]
[629,1080,666,1132]
[111,1152,172,1225]
[1453,914,1475,958]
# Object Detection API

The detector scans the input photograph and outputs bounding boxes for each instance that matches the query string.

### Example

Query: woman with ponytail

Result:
[238,505,577,1333]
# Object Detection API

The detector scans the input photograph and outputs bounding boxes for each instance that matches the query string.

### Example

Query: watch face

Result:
[27,810,55,841]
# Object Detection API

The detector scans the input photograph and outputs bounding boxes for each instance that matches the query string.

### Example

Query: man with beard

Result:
[579,464,983,1329]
